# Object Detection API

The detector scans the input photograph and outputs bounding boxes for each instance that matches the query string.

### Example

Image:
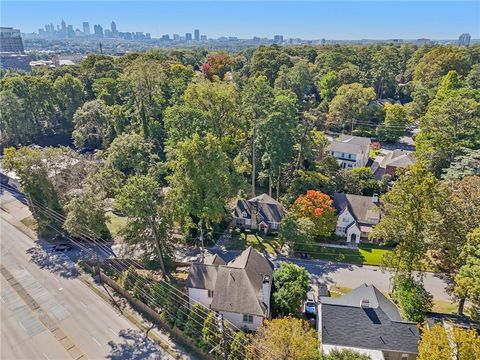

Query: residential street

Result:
[0,214,174,360]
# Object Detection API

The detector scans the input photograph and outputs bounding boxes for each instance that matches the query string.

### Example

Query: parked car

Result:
[304,291,316,317]
[52,243,73,252]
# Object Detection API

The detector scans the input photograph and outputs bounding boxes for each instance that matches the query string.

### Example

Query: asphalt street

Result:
[0,215,173,360]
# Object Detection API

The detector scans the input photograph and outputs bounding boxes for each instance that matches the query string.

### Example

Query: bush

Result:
[393,275,433,322]
[119,266,137,290]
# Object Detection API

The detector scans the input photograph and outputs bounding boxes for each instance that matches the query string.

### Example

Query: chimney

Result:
[262,274,271,318]
[251,200,258,230]
[360,299,370,308]
[372,193,379,204]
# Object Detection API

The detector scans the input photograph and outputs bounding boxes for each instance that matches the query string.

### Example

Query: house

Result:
[333,193,380,243]
[232,193,285,234]
[318,284,419,360]
[328,135,371,169]
[186,247,274,331]
[372,150,415,180]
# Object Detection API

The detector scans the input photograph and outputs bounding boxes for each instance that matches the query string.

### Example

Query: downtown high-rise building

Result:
[273,34,284,43]
[458,33,471,46]
[0,27,25,53]
[185,32,192,41]
[111,21,118,36]
[83,22,90,35]
[194,29,200,41]
[93,24,104,38]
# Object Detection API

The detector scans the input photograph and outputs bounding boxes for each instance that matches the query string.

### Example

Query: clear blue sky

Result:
[2,1,479,40]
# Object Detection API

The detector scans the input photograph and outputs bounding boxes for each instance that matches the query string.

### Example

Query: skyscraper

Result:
[0,27,25,53]
[194,29,200,41]
[458,33,471,46]
[93,24,104,38]
[111,21,118,36]
[273,35,284,44]
[83,22,90,35]
[61,19,67,37]
[185,32,192,41]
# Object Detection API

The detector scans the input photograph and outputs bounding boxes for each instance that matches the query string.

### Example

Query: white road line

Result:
[108,327,117,336]
[91,335,102,347]
[79,300,87,308]
[18,321,26,332]
[43,353,50,360]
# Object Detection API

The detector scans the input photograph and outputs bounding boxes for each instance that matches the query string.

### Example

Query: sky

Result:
[2,1,479,40]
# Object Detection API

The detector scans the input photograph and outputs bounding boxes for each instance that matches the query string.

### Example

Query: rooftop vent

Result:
[360,299,370,308]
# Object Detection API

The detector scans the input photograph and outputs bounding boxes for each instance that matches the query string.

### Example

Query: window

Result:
[243,314,253,324]
[401,355,409,360]
[348,154,352,159]
[342,217,349,223]
[207,290,214,298]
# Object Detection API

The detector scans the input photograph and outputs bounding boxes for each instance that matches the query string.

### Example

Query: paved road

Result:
[0,215,173,360]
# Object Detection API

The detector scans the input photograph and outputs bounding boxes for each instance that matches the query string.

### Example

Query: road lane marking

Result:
[43,353,51,360]
[91,335,102,347]
[108,327,117,336]
[79,300,87,308]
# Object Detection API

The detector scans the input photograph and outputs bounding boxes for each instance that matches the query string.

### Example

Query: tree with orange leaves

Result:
[290,190,337,238]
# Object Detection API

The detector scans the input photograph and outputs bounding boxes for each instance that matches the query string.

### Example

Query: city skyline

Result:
[2,1,479,40]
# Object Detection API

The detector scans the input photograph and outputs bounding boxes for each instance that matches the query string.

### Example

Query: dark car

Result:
[52,243,73,252]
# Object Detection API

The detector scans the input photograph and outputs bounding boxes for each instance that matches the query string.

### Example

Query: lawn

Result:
[329,286,352,298]
[20,216,38,231]
[225,229,281,255]
[106,211,128,237]
[432,299,458,314]
[295,242,393,266]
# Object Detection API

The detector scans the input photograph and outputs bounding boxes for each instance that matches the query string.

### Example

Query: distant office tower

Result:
[194,29,200,41]
[200,35,207,41]
[273,34,283,43]
[67,25,75,38]
[458,33,471,46]
[83,22,90,35]
[61,19,66,37]
[185,32,192,41]
[104,29,112,38]
[93,24,104,38]
[0,27,25,53]
[161,34,170,40]
[173,34,180,40]
[111,21,118,36]
[145,33,151,39]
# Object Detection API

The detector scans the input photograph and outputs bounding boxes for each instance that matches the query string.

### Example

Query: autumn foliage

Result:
[291,190,337,237]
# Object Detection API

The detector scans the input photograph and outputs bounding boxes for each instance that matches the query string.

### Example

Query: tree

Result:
[252,317,319,360]
[418,323,480,360]
[115,175,171,278]
[274,60,315,102]
[0,90,34,146]
[318,71,339,104]
[228,331,252,360]
[167,133,239,253]
[329,83,376,132]
[184,304,208,346]
[251,45,293,85]
[202,312,221,353]
[335,167,381,196]
[54,73,85,130]
[371,45,403,98]
[206,52,234,80]
[321,348,372,360]
[392,274,433,322]
[290,190,337,238]
[370,165,438,275]
[63,189,110,240]
[454,227,480,316]
[279,215,316,253]
[466,63,480,89]
[92,77,120,106]
[257,92,298,198]
[442,148,480,181]
[376,103,407,142]
[72,100,110,149]
[272,263,310,316]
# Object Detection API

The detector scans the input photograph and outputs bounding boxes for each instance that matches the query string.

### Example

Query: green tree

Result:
[321,348,372,360]
[371,165,438,274]
[202,312,221,353]
[272,263,310,316]
[115,175,172,278]
[119,266,137,291]
[418,323,480,360]
[466,63,480,89]
[72,100,110,149]
[184,304,207,346]
[167,133,238,251]
[442,148,480,181]
[335,167,380,196]
[54,73,85,130]
[252,316,319,360]
[228,331,251,360]
[279,215,316,253]
[329,83,376,132]
[392,274,433,322]
[0,90,34,146]
[92,77,119,105]
[376,103,407,142]
[251,45,293,85]
[63,189,110,239]
[275,60,315,102]
[318,71,339,104]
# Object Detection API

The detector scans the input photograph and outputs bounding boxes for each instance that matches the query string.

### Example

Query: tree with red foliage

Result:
[200,62,214,81]
[207,52,234,80]
[290,190,337,237]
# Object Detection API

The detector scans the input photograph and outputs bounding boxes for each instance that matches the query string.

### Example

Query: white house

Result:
[332,193,380,243]
[318,284,419,360]
[186,247,273,331]
[328,135,371,169]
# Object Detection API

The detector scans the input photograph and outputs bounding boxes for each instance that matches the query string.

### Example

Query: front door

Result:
[350,233,357,243]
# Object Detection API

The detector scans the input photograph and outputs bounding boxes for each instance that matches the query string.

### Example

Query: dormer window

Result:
[242,211,248,218]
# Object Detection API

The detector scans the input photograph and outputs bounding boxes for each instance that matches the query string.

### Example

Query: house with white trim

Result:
[328,135,371,169]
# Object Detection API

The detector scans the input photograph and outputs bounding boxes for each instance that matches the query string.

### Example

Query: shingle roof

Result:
[333,193,380,224]
[329,135,371,154]
[320,283,402,321]
[320,304,419,354]
[204,253,226,266]
[187,247,274,317]
[234,194,285,224]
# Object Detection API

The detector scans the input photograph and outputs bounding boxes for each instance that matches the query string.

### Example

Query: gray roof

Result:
[333,193,380,224]
[204,253,226,266]
[187,247,274,317]
[234,193,285,224]
[320,304,419,354]
[329,135,371,155]
[320,283,401,321]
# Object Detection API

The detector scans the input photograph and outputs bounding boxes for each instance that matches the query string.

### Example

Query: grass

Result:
[106,211,128,237]
[432,300,458,314]
[20,216,38,231]
[225,229,281,255]
[295,242,393,266]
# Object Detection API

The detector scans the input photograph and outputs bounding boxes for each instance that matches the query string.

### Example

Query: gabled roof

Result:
[379,150,415,169]
[204,253,226,266]
[233,193,285,224]
[333,193,380,224]
[320,283,401,321]
[319,284,419,354]
[187,247,274,317]
[329,135,371,155]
